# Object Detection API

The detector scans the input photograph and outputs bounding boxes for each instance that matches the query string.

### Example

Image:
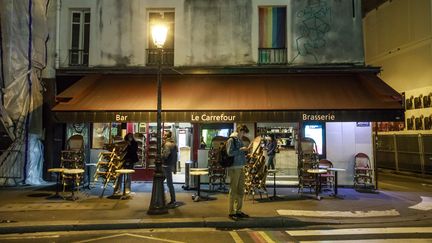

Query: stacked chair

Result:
[94,143,126,198]
[60,135,85,195]
[297,137,320,194]
[244,136,268,200]
[208,148,227,192]
[354,153,374,191]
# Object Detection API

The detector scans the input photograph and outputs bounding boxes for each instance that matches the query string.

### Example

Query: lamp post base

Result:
[147,167,168,215]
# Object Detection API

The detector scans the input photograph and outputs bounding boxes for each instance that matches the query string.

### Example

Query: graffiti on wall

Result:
[291,0,332,63]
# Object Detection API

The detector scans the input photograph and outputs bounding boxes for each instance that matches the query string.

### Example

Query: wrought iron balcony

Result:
[69,49,89,66]
[146,48,174,66]
[258,48,287,65]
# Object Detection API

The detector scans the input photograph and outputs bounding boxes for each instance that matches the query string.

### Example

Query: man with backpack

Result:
[162,130,178,207]
[226,124,250,220]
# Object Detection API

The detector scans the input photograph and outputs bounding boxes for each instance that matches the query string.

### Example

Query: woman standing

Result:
[113,133,138,196]
[266,134,277,170]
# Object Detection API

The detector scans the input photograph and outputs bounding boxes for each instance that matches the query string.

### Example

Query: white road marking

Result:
[258,231,275,243]
[0,235,60,240]
[73,233,185,243]
[301,239,432,243]
[277,209,400,217]
[286,227,432,236]
[409,196,432,211]
[229,231,244,243]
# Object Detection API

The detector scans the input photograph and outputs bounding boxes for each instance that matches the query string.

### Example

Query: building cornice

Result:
[56,65,381,77]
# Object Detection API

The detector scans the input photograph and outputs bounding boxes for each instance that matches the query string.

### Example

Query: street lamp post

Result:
[148,24,169,215]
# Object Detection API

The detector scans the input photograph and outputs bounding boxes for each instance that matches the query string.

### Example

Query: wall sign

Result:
[115,114,128,122]
[356,122,370,127]
[191,113,236,122]
[302,113,336,121]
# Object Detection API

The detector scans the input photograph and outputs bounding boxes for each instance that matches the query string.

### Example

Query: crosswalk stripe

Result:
[300,239,432,243]
[277,209,400,217]
[258,231,276,243]
[286,227,432,236]
[229,231,244,243]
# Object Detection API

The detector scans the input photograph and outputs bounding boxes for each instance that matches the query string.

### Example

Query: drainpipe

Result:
[55,0,61,69]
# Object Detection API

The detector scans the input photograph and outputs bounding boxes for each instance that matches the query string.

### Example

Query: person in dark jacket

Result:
[162,130,178,207]
[113,133,138,196]
[266,134,277,170]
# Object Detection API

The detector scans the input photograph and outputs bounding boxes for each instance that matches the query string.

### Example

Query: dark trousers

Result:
[163,165,176,203]
[267,155,275,170]
[114,162,133,195]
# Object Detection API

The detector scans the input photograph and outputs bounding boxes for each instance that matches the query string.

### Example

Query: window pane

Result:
[70,52,79,64]
[71,23,80,49]
[72,12,81,23]
[83,24,90,51]
[92,123,110,148]
[84,12,91,23]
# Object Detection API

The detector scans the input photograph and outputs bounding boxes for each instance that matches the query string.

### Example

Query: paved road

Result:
[0,227,431,243]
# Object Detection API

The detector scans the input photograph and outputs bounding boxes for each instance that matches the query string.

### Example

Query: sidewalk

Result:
[0,175,431,234]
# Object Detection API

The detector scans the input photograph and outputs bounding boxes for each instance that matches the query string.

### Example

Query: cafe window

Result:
[92,123,123,148]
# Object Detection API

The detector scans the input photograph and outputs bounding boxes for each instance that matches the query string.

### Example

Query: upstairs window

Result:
[258,7,287,64]
[69,10,90,66]
[147,11,175,66]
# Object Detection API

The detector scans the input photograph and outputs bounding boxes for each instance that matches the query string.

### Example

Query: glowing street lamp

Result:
[148,23,168,215]
[151,24,168,48]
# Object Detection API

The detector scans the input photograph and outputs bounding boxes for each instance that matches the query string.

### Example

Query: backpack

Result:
[218,137,237,167]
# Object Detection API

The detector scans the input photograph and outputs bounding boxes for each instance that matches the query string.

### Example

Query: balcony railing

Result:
[69,49,89,66]
[258,48,287,65]
[146,48,174,66]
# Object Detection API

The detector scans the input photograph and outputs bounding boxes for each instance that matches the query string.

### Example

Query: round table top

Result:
[267,169,277,174]
[48,168,65,173]
[319,165,329,169]
[190,171,209,176]
[190,168,208,176]
[327,167,346,172]
[115,169,135,174]
[63,169,85,174]
[307,169,328,174]
[190,168,208,172]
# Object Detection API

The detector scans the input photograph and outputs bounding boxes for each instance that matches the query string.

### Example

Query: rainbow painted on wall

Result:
[259,7,286,48]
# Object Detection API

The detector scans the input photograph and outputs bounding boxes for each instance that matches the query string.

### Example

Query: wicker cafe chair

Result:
[61,134,85,169]
[353,153,374,190]
[319,159,335,190]
[298,137,319,194]
[60,135,85,194]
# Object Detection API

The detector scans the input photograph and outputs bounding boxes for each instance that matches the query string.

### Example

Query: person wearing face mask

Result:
[113,133,138,196]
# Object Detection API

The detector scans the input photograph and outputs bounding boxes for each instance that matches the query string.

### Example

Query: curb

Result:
[0,217,320,234]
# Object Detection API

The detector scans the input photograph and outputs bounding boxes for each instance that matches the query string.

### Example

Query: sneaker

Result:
[167,201,177,208]
[229,214,240,221]
[236,212,250,218]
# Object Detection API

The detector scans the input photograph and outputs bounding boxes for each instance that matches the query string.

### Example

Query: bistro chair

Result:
[353,153,374,190]
[318,159,335,190]
[298,137,320,194]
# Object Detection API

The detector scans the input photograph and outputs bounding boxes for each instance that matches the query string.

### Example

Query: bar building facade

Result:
[45,0,403,186]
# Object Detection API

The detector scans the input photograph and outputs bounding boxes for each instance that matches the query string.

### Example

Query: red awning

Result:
[53,73,402,111]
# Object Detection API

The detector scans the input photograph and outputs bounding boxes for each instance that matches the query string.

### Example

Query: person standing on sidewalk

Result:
[113,133,138,196]
[162,130,178,207]
[226,124,250,220]
[266,134,277,170]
